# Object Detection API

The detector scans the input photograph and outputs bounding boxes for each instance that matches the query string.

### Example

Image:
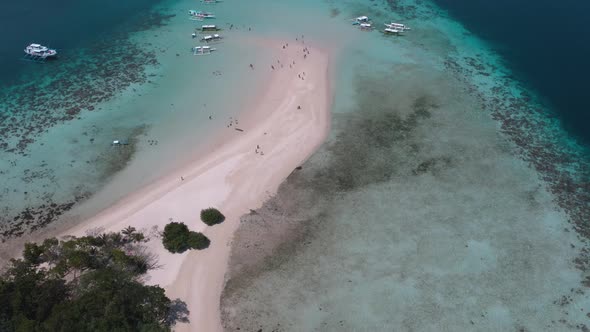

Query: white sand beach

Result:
[63,38,332,331]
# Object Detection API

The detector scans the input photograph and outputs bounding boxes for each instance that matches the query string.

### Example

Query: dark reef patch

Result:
[412,156,452,175]
[96,125,148,181]
[1,199,81,240]
[307,77,441,194]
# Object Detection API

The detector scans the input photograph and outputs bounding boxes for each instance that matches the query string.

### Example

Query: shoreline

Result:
[60,37,332,331]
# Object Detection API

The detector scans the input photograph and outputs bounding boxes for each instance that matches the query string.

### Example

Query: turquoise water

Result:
[0,0,279,240]
[220,0,590,330]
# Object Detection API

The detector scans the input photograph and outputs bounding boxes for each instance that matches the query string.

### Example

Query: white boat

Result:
[111,139,129,146]
[200,34,223,43]
[201,0,222,4]
[359,23,373,30]
[384,27,402,35]
[201,24,219,31]
[188,10,216,19]
[385,22,411,31]
[24,43,57,58]
[192,45,216,55]
[352,15,370,25]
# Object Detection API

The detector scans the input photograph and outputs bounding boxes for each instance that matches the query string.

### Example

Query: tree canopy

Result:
[0,227,188,332]
[162,223,210,253]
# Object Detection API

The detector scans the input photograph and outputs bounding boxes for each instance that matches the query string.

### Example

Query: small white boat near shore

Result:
[200,34,223,43]
[189,10,216,20]
[384,27,402,35]
[359,23,373,31]
[24,43,57,59]
[192,45,216,55]
[351,15,370,25]
[385,22,411,31]
[200,24,220,31]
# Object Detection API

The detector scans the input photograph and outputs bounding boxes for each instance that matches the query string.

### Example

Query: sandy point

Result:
[62,36,333,331]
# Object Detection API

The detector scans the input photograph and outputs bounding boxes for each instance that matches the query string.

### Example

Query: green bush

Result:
[200,208,225,226]
[187,232,211,250]
[162,222,210,253]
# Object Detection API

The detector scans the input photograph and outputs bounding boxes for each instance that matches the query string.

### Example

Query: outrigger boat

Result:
[188,10,216,19]
[192,45,216,55]
[201,0,223,4]
[200,34,223,43]
[24,43,57,59]
[200,24,220,31]
[351,16,370,25]
[383,27,402,35]
[385,22,411,31]
[359,23,373,31]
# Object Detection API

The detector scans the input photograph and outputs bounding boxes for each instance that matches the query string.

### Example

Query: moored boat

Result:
[200,34,223,43]
[24,43,57,58]
[352,15,370,25]
[384,27,402,35]
[192,45,216,55]
[359,23,373,31]
[189,10,216,19]
[201,24,220,31]
[385,22,411,31]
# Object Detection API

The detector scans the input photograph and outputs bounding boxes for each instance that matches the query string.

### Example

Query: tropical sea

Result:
[0,0,589,330]
[0,0,277,241]
[433,0,590,146]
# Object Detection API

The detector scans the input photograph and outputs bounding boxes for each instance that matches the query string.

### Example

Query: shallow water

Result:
[221,0,590,330]
[0,0,286,239]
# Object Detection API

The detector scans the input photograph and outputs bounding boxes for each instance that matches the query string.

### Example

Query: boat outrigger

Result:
[200,34,223,43]
[188,10,216,20]
[192,45,216,55]
[24,43,57,59]
[200,24,220,31]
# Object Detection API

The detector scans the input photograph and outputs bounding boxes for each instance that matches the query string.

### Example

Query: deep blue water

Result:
[0,0,162,87]
[433,0,590,146]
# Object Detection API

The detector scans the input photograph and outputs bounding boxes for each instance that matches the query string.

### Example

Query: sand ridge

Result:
[62,37,332,331]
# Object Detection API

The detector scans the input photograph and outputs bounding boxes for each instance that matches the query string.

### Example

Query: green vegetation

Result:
[0,227,188,332]
[200,208,225,226]
[162,222,210,253]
